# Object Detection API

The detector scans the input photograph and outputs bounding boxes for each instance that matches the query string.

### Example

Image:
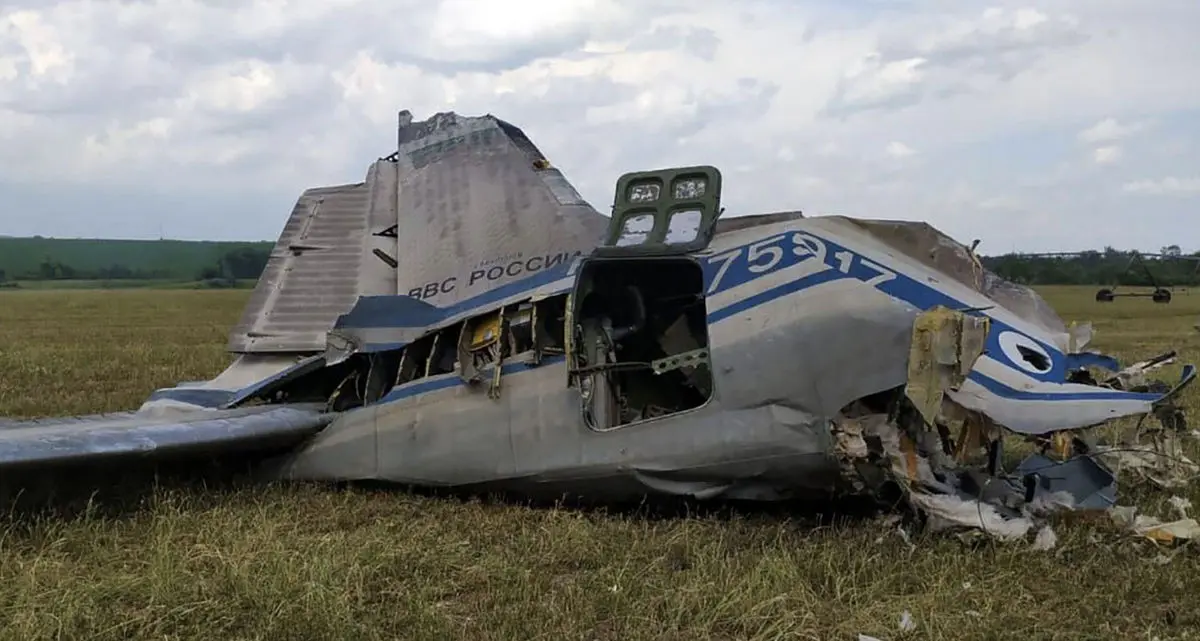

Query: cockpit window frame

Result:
[595,165,724,257]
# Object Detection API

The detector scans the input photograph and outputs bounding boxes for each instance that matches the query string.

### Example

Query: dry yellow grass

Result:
[2,286,1200,640]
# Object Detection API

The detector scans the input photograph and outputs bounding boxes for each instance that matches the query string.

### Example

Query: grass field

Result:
[2,286,1200,640]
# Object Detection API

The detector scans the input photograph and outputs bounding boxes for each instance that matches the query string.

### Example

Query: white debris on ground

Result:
[843,306,1200,553]
[1094,433,1200,489]
[905,491,1033,541]
[1031,525,1058,551]
[1110,504,1200,544]
[1103,351,1176,390]
[856,610,917,641]
[1169,495,1192,518]
[884,438,1200,550]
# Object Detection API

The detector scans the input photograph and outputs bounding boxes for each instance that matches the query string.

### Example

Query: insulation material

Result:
[903,306,989,426]
[1094,435,1200,489]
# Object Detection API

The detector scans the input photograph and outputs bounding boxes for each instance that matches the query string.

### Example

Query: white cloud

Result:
[3,10,74,82]
[825,6,1089,118]
[1123,176,1200,195]
[1079,117,1146,143]
[0,0,1197,252]
[1093,145,1122,164]
[885,141,916,158]
[425,0,627,63]
[836,54,927,111]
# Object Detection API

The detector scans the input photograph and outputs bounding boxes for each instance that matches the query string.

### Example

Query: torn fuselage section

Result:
[569,256,714,430]
[567,165,723,431]
[832,305,1196,542]
[230,290,574,417]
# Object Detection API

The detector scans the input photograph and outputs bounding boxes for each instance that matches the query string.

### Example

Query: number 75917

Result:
[705,232,896,295]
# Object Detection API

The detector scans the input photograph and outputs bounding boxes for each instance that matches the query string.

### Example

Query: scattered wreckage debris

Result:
[1110,502,1200,546]
[857,610,918,641]
[834,306,1199,548]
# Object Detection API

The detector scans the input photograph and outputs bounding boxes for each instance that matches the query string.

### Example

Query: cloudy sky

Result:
[1,0,1197,253]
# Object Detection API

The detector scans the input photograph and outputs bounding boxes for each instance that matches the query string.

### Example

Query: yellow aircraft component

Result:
[1051,431,1075,459]
[470,315,502,351]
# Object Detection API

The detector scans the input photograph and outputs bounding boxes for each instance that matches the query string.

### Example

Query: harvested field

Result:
[1,286,1199,641]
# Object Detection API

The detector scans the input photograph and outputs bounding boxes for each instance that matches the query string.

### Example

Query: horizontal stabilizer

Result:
[0,405,333,470]
[228,182,377,354]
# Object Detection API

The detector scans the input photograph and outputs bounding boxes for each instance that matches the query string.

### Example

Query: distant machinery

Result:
[1015,251,1200,304]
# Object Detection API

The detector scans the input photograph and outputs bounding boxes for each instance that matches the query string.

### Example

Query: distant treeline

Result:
[980,245,1200,287]
[0,237,1197,288]
[0,237,273,286]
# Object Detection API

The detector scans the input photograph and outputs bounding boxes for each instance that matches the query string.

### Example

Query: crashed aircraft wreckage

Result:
[2,109,1197,543]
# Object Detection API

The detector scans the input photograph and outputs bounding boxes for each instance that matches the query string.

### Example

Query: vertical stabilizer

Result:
[389,111,608,306]
[228,109,608,355]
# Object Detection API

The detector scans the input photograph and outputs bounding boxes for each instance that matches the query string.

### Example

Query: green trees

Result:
[0,236,1195,288]
[980,249,1200,287]
[196,246,271,287]
[0,239,272,283]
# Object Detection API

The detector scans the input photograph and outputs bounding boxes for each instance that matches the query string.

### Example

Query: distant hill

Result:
[0,237,274,282]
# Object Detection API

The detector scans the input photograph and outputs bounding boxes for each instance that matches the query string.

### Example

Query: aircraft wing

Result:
[0,404,333,470]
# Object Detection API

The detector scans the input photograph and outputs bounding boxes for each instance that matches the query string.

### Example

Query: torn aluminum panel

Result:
[846,218,1067,347]
[832,303,1195,544]
[903,305,990,426]
[1015,454,1117,510]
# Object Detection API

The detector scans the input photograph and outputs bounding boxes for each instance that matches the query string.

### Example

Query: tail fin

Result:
[389,110,607,306]
[227,110,608,355]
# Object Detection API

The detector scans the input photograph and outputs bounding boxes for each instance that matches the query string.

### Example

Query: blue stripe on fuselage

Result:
[699,229,1160,402]
[149,223,1163,408]
[352,262,578,329]
[703,229,1056,379]
[379,355,568,404]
